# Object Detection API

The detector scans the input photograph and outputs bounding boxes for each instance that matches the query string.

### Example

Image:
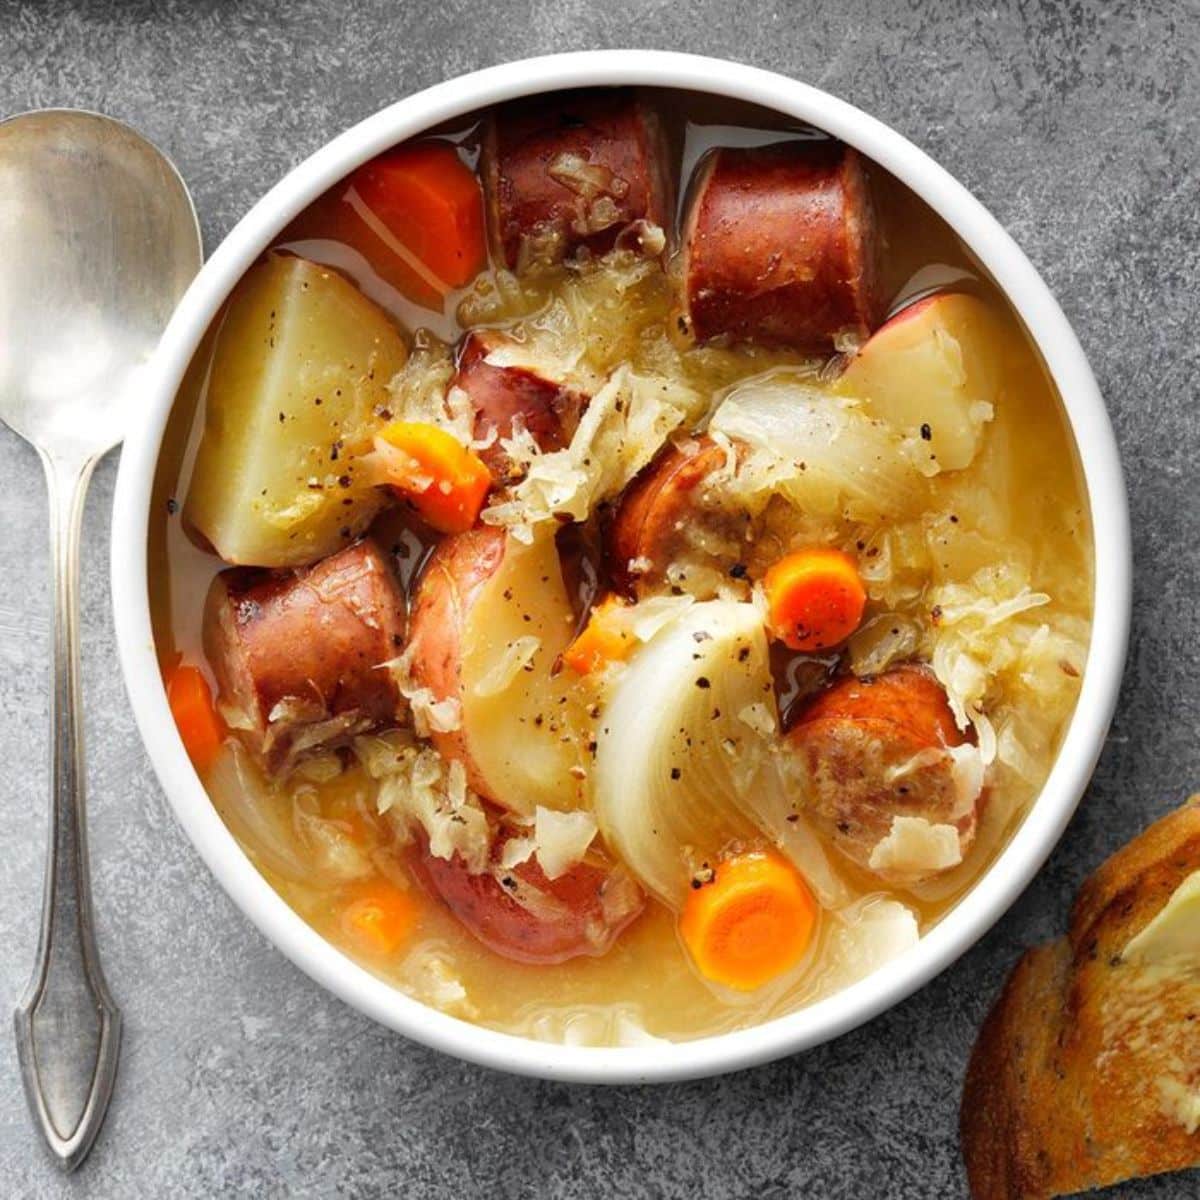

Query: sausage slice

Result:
[413,824,644,964]
[203,538,407,774]
[452,329,587,482]
[608,436,747,595]
[483,88,672,270]
[682,140,883,353]
[786,665,982,883]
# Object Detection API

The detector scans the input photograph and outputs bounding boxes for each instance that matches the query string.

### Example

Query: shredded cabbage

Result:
[924,562,1086,769]
[482,365,702,541]
[354,730,491,873]
[382,644,462,737]
[401,947,478,1019]
[533,807,598,880]
[472,635,541,698]
[868,816,963,877]
[385,333,472,442]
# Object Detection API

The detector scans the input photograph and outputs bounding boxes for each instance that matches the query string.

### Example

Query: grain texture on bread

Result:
[961,798,1200,1199]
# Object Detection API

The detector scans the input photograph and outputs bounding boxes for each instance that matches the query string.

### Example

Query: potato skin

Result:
[483,88,672,269]
[412,825,644,964]
[786,665,977,878]
[452,330,587,482]
[404,525,506,796]
[203,538,407,773]
[408,525,585,815]
[682,141,883,352]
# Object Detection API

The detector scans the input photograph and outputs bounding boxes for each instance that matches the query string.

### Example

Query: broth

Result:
[149,88,1092,1043]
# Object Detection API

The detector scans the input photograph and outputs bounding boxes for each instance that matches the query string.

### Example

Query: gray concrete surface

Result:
[1,1,1197,1196]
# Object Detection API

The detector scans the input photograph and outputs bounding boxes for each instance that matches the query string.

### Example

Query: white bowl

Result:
[112,50,1131,1083]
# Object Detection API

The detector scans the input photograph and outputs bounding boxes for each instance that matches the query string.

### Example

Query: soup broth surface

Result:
[150,88,1092,1044]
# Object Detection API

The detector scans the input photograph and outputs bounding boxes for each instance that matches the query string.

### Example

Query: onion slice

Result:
[592,600,845,908]
[708,370,928,521]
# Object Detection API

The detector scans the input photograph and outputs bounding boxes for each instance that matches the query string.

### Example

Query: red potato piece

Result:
[203,538,407,775]
[482,88,672,270]
[413,825,645,964]
[607,436,747,595]
[404,525,584,814]
[835,291,1007,472]
[682,140,883,353]
[786,665,981,882]
[404,526,505,795]
[452,329,587,482]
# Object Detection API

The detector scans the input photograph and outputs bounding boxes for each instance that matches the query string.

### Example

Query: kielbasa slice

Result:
[786,665,982,883]
[608,436,747,595]
[482,88,672,270]
[452,329,587,482]
[203,538,407,774]
[682,140,883,353]
[412,824,644,964]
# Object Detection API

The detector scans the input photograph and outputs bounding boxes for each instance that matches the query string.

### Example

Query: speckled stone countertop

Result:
[1,1,1197,1196]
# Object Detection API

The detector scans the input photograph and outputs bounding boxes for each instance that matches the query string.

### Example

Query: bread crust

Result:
[961,798,1200,1199]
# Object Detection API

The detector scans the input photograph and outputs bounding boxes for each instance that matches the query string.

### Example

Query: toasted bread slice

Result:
[961,798,1200,1199]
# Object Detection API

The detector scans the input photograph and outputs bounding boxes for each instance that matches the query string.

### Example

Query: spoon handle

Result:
[15,450,122,1173]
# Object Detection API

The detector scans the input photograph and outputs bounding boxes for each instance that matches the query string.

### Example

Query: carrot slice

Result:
[562,595,635,675]
[374,420,492,534]
[166,664,225,772]
[340,879,417,957]
[343,140,486,307]
[680,851,818,991]
[762,547,867,652]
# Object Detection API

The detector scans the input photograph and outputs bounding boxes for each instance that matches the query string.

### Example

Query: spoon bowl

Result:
[0,110,199,455]
[0,108,201,1171]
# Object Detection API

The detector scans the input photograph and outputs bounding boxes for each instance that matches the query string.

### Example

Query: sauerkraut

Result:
[355,729,491,873]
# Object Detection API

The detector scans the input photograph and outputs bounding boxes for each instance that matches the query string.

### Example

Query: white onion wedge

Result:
[592,600,845,909]
[709,371,928,521]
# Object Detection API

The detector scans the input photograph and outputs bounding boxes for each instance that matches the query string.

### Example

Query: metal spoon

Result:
[0,110,202,1171]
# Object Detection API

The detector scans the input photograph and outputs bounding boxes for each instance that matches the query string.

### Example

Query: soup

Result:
[150,87,1092,1045]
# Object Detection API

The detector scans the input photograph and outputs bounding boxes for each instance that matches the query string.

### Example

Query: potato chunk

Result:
[406,525,588,815]
[184,254,408,567]
[456,529,587,813]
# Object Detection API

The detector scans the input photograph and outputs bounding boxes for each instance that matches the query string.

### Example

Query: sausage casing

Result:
[203,538,407,773]
[608,436,745,595]
[483,88,672,270]
[786,665,981,882]
[452,329,586,481]
[682,140,883,353]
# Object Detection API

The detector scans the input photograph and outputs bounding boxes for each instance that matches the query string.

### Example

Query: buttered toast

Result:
[961,798,1200,1198]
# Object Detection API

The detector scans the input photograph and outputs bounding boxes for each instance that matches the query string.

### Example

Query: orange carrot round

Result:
[166,663,225,772]
[680,851,818,991]
[374,420,492,534]
[339,879,417,957]
[343,140,486,306]
[763,547,867,652]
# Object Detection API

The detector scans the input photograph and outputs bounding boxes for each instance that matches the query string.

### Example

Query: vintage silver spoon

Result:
[0,109,201,1171]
